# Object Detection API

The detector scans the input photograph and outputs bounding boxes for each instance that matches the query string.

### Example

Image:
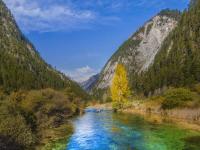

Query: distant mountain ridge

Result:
[91,9,181,98]
[81,74,99,92]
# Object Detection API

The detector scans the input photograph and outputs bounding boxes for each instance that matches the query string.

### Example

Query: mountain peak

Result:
[81,74,99,92]
[158,9,181,20]
[92,10,179,97]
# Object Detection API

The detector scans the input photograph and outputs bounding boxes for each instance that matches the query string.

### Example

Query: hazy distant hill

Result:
[81,74,99,92]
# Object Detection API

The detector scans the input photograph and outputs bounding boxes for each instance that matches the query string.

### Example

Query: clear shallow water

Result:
[66,109,200,150]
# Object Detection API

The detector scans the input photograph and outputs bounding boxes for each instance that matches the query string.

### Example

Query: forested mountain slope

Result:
[0,0,84,95]
[133,0,200,96]
[0,1,89,149]
[92,9,181,98]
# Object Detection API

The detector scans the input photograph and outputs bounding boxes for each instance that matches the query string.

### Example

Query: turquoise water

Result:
[66,109,200,150]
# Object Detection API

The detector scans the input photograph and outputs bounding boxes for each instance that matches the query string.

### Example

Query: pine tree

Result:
[110,64,131,110]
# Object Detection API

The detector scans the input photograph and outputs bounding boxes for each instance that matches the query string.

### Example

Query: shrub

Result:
[0,101,35,149]
[0,115,35,149]
[193,83,200,94]
[0,88,82,149]
[162,88,195,109]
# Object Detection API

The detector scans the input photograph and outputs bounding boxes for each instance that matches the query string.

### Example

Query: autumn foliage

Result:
[111,64,131,110]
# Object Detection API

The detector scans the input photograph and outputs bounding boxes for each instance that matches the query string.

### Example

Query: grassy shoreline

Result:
[89,102,200,131]
[0,88,89,150]
[37,123,73,150]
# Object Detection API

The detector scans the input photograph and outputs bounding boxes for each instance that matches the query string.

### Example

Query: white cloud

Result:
[63,66,98,83]
[3,0,96,32]
[76,66,93,74]
[3,0,165,33]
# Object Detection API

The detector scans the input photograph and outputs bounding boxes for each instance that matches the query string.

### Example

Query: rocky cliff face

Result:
[133,1,200,95]
[94,10,180,92]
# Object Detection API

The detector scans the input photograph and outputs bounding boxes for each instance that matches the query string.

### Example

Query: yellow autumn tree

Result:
[110,64,131,110]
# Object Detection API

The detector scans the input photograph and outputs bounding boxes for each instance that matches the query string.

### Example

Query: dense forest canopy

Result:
[132,0,200,96]
[0,0,87,96]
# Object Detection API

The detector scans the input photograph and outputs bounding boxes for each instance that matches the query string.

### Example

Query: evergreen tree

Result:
[133,0,200,96]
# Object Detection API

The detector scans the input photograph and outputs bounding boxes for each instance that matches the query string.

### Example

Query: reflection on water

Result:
[66,110,200,150]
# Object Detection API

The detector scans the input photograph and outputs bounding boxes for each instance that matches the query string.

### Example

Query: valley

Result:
[0,0,200,150]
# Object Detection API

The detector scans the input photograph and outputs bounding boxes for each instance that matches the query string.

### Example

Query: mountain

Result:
[0,1,89,149]
[0,0,85,95]
[132,0,200,96]
[92,9,181,98]
[81,74,99,92]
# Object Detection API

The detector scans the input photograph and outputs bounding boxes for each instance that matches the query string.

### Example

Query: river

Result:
[66,109,200,150]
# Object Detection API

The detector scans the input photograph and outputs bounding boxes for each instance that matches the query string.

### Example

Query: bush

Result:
[0,88,83,149]
[162,88,195,109]
[0,101,35,149]
[0,115,35,149]
[20,89,76,116]
[193,83,200,94]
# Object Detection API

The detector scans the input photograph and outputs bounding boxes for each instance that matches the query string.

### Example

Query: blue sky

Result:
[4,0,189,82]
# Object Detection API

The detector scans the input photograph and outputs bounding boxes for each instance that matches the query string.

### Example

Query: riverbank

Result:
[37,123,73,150]
[89,101,200,131]
[66,106,200,150]
[0,88,89,150]
[87,103,112,110]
